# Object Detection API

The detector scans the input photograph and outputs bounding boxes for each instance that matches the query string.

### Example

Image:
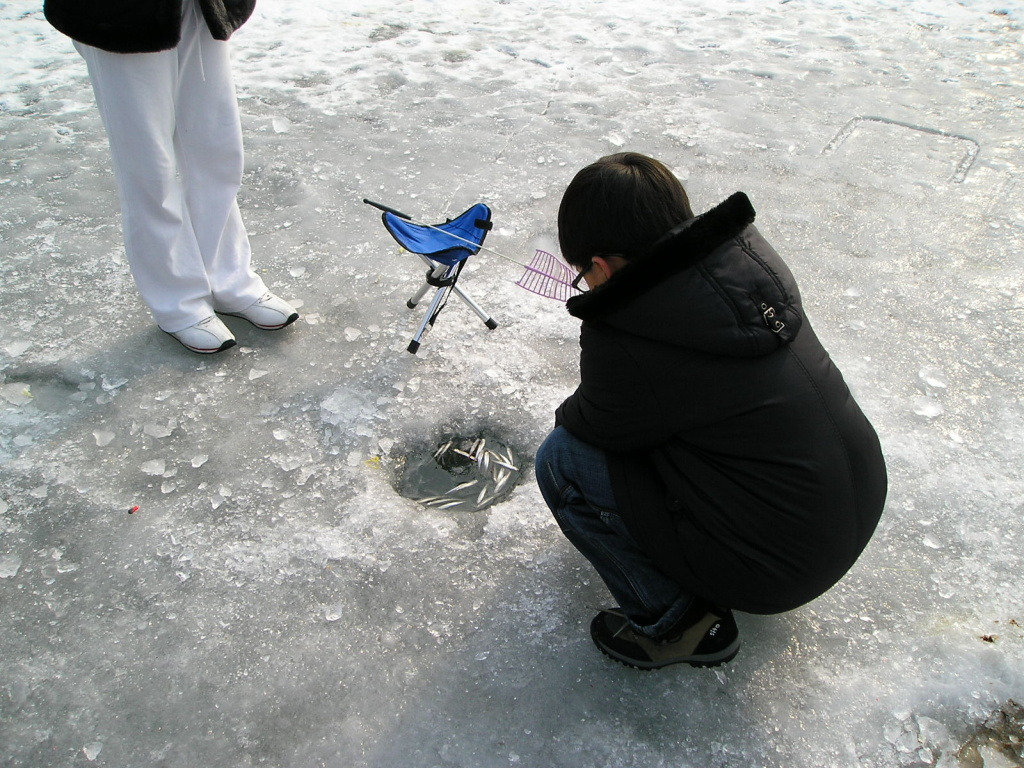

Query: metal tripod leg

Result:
[451,285,499,330]
[405,256,498,354]
[407,269,456,355]
[407,263,447,310]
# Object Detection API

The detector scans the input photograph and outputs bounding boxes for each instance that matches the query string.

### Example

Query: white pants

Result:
[76,0,267,332]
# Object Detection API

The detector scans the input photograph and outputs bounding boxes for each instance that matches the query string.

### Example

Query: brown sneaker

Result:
[590,601,740,670]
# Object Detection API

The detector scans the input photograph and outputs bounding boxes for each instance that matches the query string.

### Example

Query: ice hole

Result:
[398,434,523,512]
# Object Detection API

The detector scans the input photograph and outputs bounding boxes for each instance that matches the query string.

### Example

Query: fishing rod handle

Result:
[362,199,412,220]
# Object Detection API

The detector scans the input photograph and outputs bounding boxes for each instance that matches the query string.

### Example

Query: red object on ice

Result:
[129,506,139,515]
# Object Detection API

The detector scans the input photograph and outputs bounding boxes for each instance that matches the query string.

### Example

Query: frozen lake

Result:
[1,1,1023,766]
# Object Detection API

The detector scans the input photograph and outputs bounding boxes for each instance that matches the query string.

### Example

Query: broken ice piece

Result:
[82,742,103,762]
[141,459,166,476]
[3,340,31,357]
[0,383,32,406]
[191,454,209,468]
[100,376,127,392]
[0,554,23,579]
[912,399,944,419]
[249,369,269,380]
[93,430,115,447]
[918,366,949,391]
[144,422,174,438]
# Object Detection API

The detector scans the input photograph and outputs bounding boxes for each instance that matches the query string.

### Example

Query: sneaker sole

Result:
[220,312,299,331]
[594,636,741,671]
[166,333,237,354]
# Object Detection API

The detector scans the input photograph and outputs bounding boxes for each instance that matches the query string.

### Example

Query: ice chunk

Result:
[191,454,209,468]
[100,376,127,392]
[141,459,166,476]
[320,387,377,430]
[3,340,31,357]
[82,743,102,761]
[977,745,1018,768]
[913,399,944,419]
[93,430,115,447]
[0,554,22,579]
[918,366,949,392]
[1,383,32,406]
[144,421,174,438]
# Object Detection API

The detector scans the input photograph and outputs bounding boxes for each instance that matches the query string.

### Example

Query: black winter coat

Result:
[43,0,255,53]
[555,192,887,615]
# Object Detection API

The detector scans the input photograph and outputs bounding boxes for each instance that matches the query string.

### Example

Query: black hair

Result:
[557,152,694,269]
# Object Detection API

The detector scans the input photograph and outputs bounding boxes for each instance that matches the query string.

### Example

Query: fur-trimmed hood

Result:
[565,192,804,358]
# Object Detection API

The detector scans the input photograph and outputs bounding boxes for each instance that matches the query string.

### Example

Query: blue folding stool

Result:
[366,200,498,354]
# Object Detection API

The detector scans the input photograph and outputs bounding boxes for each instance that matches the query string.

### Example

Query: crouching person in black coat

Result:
[535,153,887,670]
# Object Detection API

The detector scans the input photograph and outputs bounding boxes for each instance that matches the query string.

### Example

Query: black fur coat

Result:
[555,193,887,614]
[43,0,256,53]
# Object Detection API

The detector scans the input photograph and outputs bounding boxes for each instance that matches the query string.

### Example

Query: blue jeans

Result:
[535,426,692,639]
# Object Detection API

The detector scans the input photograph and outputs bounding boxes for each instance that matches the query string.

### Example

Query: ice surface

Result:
[2,1,1023,767]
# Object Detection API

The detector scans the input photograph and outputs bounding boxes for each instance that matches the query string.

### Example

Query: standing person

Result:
[43,0,298,354]
[536,153,887,670]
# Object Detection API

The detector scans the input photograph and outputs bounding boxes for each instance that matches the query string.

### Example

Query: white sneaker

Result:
[221,292,299,330]
[167,316,237,354]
